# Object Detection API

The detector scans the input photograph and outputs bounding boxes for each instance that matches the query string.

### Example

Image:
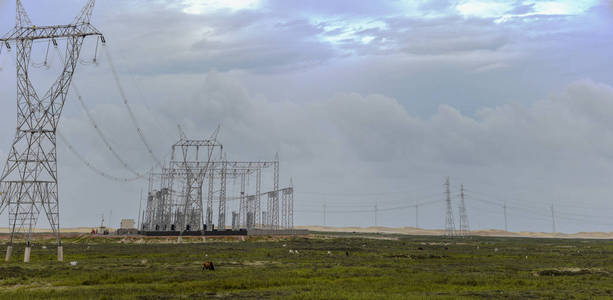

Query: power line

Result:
[297,184,441,197]
[57,131,144,182]
[102,45,163,169]
[297,193,444,208]
[296,198,444,214]
[71,81,145,178]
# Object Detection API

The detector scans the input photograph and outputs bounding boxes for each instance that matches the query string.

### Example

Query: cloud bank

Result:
[0,0,611,233]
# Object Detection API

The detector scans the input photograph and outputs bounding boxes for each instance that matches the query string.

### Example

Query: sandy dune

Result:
[297,226,613,239]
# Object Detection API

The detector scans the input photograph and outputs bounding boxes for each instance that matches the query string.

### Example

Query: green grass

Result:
[0,233,611,299]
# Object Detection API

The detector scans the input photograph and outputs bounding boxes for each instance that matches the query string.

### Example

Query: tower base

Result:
[5,246,12,262]
[57,246,63,262]
[24,247,31,263]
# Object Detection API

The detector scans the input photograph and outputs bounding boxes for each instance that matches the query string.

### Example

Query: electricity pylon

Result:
[0,0,104,262]
[458,184,470,236]
[444,177,455,237]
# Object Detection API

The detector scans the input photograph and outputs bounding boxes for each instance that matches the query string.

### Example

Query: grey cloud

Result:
[418,0,455,13]
[506,3,535,15]
[349,16,511,55]
[1,0,613,233]
[49,72,613,232]
[93,1,519,75]
[97,4,337,74]
[262,0,399,17]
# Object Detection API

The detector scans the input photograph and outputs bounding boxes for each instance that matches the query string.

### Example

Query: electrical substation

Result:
[141,129,297,236]
[0,0,299,263]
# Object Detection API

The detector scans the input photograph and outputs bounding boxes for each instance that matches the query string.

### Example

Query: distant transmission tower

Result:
[414,203,419,228]
[551,203,556,234]
[374,201,378,226]
[323,202,327,226]
[503,201,508,232]
[0,0,104,262]
[444,177,455,237]
[458,184,470,236]
[272,153,280,229]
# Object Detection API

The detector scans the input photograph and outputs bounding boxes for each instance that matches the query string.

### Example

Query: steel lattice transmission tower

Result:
[458,184,470,237]
[0,0,104,262]
[271,153,280,229]
[444,177,455,237]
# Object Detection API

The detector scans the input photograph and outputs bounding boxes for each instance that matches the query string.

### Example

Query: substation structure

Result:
[141,136,294,236]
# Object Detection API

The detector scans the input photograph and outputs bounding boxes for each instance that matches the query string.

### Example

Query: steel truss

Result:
[142,136,293,233]
[0,0,104,262]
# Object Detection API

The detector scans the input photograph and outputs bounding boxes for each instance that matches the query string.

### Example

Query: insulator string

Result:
[31,40,51,69]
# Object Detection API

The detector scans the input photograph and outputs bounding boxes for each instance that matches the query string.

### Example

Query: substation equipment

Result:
[141,135,294,235]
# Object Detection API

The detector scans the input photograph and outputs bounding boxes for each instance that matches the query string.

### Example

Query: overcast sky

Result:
[1,0,613,233]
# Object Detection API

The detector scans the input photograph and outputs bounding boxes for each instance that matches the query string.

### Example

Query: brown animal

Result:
[202,261,215,271]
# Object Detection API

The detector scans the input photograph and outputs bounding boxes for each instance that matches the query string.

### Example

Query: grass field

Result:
[0,232,612,299]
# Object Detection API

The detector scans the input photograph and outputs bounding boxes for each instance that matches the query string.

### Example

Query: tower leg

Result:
[42,183,62,261]
[5,206,17,262]
[5,246,12,262]
[24,243,31,263]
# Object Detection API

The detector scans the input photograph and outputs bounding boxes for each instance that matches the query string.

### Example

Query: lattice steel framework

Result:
[172,135,222,236]
[444,177,455,237]
[206,172,214,230]
[281,185,294,229]
[142,137,290,232]
[0,0,104,262]
[272,153,279,229]
[255,168,261,226]
[239,173,246,229]
[458,184,470,236]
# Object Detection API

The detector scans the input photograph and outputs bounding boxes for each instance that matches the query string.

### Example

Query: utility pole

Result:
[551,203,556,234]
[503,201,508,232]
[374,201,378,226]
[444,177,455,237]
